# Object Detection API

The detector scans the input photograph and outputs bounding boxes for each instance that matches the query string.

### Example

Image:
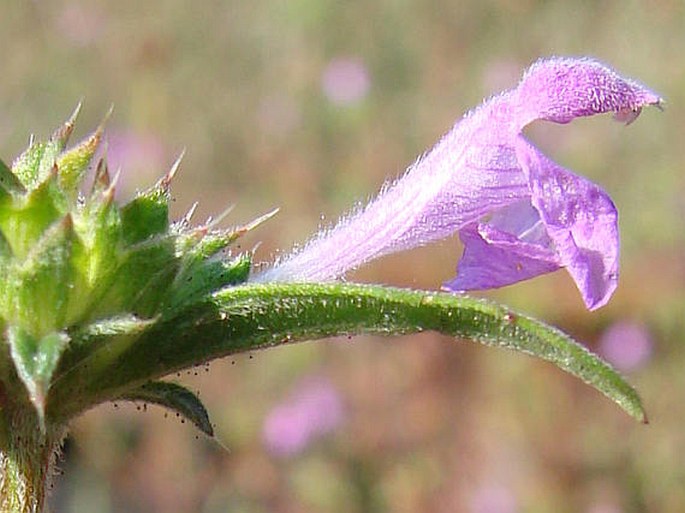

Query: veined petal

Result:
[254,93,531,282]
[445,221,560,292]
[516,138,619,310]
[447,141,619,311]
[254,57,659,310]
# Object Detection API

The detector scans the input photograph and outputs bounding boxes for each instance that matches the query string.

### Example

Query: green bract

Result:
[0,110,644,513]
[0,110,251,428]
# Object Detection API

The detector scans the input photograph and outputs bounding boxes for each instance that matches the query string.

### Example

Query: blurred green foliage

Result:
[0,1,683,512]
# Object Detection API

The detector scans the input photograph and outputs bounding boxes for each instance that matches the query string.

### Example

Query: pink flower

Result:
[102,129,167,197]
[598,321,653,372]
[255,57,661,310]
[321,57,371,106]
[262,376,344,457]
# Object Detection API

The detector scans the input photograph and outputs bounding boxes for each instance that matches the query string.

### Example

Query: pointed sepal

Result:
[5,215,78,335]
[94,236,177,318]
[14,137,63,190]
[69,185,122,322]
[56,123,104,198]
[167,253,251,311]
[118,153,184,246]
[0,170,68,257]
[89,157,111,196]
[174,208,279,265]
[118,381,214,436]
[120,189,170,245]
[10,106,82,190]
[55,314,155,384]
[50,101,82,149]
[0,157,26,198]
[7,326,70,427]
[224,207,279,243]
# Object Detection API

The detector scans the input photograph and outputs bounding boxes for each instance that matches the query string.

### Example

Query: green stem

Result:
[0,381,62,513]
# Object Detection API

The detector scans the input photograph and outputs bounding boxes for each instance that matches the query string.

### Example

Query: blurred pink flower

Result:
[470,484,518,513]
[262,376,344,457]
[321,57,371,106]
[103,129,167,197]
[598,321,653,372]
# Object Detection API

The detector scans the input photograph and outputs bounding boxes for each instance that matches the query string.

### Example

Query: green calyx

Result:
[0,108,256,427]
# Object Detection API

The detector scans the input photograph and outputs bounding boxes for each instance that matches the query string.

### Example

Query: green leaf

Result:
[11,140,47,189]
[69,188,122,323]
[167,253,251,311]
[118,381,213,436]
[0,172,67,257]
[0,229,13,263]
[120,188,170,246]
[0,157,26,197]
[93,236,178,318]
[56,126,103,197]
[12,137,64,190]
[175,230,235,261]
[8,326,70,425]
[5,215,77,336]
[50,283,644,424]
[52,315,155,395]
[0,232,13,315]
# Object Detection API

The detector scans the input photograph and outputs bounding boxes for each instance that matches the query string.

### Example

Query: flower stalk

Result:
[0,381,63,513]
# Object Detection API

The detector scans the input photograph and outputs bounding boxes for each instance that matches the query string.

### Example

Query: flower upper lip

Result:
[253,57,661,310]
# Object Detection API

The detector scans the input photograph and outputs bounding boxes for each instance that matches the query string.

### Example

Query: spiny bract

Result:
[0,107,262,435]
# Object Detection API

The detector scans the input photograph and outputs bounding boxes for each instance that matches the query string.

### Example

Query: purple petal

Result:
[253,57,659,309]
[515,57,661,125]
[254,93,531,282]
[447,141,619,310]
[445,222,560,292]
[515,138,619,310]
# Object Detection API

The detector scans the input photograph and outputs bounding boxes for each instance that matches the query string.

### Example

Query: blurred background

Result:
[1,1,683,512]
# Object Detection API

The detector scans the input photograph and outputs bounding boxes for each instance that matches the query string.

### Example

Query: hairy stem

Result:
[0,383,63,513]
